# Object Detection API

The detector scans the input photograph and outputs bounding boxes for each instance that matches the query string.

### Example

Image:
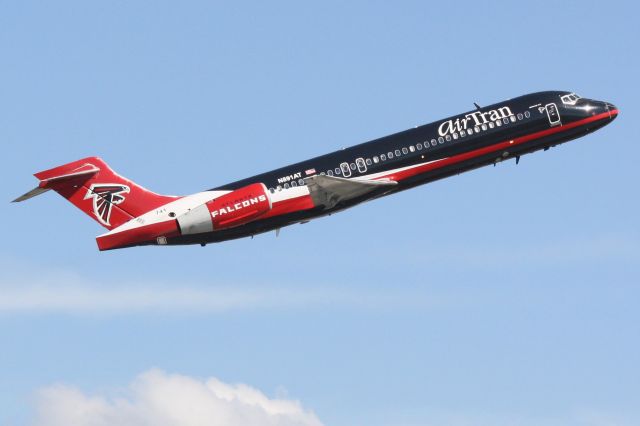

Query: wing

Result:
[304,174,397,209]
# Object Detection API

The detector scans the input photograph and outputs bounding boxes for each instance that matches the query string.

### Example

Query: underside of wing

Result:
[304,175,397,209]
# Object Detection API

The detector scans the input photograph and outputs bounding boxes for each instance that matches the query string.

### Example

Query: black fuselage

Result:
[177,90,617,245]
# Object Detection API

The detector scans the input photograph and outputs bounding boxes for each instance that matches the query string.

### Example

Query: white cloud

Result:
[32,371,638,426]
[34,369,322,426]
[0,278,442,314]
[0,257,446,314]
[0,280,316,314]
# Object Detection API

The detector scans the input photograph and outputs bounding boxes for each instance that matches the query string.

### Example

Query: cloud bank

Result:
[0,278,439,315]
[34,369,322,426]
[32,369,636,426]
[0,258,442,314]
[0,281,324,314]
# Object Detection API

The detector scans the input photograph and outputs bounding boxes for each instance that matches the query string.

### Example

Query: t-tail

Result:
[13,157,178,230]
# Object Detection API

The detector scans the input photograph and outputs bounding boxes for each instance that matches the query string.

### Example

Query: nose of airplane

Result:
[605,102,619,120]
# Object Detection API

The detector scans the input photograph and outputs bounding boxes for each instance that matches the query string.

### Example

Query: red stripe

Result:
[379,109,617,182]
[96,220,179,250]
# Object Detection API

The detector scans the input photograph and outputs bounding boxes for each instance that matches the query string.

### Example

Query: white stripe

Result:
[270,185,310,202]
[99,190,229,236]
[100,158,447,237]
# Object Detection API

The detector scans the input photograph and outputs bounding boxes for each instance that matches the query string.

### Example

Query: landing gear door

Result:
[545,103,561,127]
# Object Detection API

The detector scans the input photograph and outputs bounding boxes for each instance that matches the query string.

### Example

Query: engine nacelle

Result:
[208,182,272,229]
[178,183,272,235]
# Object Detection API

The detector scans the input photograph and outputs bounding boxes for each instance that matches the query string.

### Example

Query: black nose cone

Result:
[605,102,619,120]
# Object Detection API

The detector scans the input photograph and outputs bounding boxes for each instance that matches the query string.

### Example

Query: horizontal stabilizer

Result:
[13,163,100,202]
[305,174,396,209]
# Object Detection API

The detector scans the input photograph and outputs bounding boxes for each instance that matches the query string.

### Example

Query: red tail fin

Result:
[13,157,179,230]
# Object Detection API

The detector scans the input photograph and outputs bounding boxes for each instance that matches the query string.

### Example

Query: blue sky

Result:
[1,1,639,425]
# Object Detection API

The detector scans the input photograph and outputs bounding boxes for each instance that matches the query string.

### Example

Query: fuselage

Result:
[190,90,617,244]
[94,90,618,249]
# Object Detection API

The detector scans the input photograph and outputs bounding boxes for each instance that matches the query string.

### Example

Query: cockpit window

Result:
[561,93,581,105]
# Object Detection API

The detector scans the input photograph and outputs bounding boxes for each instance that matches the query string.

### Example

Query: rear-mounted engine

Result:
[178,182,272,234]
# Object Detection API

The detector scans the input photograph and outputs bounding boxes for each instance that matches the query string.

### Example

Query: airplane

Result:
[13,91,618,251]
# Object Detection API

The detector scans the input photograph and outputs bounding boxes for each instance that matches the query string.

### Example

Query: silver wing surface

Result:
[304,175,397,209]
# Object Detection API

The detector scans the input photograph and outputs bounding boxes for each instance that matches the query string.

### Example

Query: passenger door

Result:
[545,103,562,127]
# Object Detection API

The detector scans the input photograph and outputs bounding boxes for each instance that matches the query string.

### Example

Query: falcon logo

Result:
[84,184,130,226]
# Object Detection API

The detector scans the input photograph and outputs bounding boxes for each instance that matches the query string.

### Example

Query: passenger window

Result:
[284,183,290,189]
[453,133,459,139]
[481,123,488,130]
[291,181,297,187]
[409,145,415,152]
[460,130,466,137]
[510,116,516,122]
[417,143,423,150]
[269,187,275,193]
[517,113,523,120]
[335,167,341,175]
[340,162,351,177]
[373,156,379,163]
[503,118,509,124]
[350,163,356,170]
[327,170,334,176]
[402,147,408,155]
[298,179,304,185]
[467,128,473,135]
[444,135,450,142]
[524,111,531,118]
[489,122,495,128]
[388,152,394,159]
[381,154,387,161]
[474,126,480,132]
[356,158,367,173]
[496,120,502,127]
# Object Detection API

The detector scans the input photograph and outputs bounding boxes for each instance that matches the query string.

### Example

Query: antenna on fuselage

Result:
[473,102,481,110]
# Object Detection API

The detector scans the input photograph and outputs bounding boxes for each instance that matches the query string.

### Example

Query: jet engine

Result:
[178,183,272,234]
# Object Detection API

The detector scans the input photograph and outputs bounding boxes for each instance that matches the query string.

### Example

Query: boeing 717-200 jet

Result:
[13,91,618,250]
